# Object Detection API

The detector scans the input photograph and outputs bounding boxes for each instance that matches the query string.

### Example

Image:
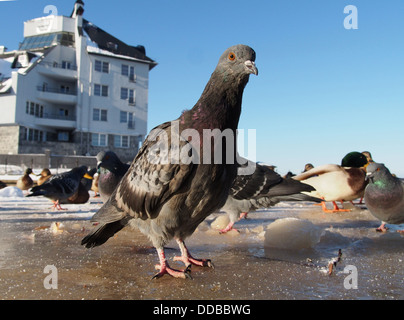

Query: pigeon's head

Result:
[365,162,390,183]
[216,45,258,78]
[97,151,121,172]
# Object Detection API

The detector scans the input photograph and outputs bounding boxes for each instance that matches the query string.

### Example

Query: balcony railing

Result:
[42,113,76,121]
[37,86,77,96]
[41,61,78,71]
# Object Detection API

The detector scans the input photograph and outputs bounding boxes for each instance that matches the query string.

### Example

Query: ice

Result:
[1,191,404,300]
[264,217,324,250]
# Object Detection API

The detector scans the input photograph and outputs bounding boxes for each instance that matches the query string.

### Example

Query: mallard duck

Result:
[16,168,34,191]
[27,166,93,210]
[37,168,52,186]
[365,162,404,232]
[293,152,368,213]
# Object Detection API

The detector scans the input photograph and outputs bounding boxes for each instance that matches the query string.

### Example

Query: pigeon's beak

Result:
[244,60,258,76]
[365,171,373,182]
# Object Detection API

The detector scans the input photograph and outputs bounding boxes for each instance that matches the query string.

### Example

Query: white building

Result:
[0,0,157,162]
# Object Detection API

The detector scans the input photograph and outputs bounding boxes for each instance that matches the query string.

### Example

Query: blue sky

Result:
[1,0,403,176]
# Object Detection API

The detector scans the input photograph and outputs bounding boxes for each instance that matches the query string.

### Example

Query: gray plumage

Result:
[220,160,322,233]
[96,151,130,202]
[364,162,404,229]
[27,166,89,209]
[82,45,258,279]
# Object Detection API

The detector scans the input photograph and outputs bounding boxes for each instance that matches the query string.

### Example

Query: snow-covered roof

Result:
[83,19,157,70]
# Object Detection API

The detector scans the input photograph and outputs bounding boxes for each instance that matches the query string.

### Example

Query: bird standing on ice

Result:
[364,162,404,232]
[27,166,93,210]
[219,160,322,234]
[81,45,258,279]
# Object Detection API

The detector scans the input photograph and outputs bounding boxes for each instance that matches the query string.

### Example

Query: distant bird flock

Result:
[6,45,402,280]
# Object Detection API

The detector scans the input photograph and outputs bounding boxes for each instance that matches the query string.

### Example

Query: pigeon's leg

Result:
[376,222,388,232]
[173,239,214,269]
[239,212,248,220]
[50,200,67,211]
[152,248,192,280]
[219,221,239,234]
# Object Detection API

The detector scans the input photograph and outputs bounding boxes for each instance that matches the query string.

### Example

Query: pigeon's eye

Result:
[228,52,236,61]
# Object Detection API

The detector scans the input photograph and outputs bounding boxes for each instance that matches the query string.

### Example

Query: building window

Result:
[94,84,108,97]
[121,64,128,76]
[120,88,128,100]
[122,64,135,82]
[23,127,44,142]
[92,133,108,147]
[128,89,135,105]
[26,101,43,118]
[61,61,71,69]
[121,88,135,105]
[120,111,127,123]
[114,135,129,148]
[119,111,135,128]
[95,60,109,73]
[57,131,69,142]
[93,108,107,121]
[128,113,135,129]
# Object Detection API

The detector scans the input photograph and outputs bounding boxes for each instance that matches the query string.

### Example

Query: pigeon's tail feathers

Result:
[81,197,130,248]
[265,178,316,198]
[26,185,47,197]
[26,190,45,197]
[81,217,130,248]
[271,192,323,204]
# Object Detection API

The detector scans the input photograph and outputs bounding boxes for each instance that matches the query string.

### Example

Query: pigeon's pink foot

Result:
[219,221,239,234]
[152,248,192,280]
[239,212,248,219]
[174,239,214,268]
[376,223,388,232]
[50,200,67,211]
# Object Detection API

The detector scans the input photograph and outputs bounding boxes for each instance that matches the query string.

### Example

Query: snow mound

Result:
[264,217,324,250]
[0,186,24,198]
[210,215,230,230]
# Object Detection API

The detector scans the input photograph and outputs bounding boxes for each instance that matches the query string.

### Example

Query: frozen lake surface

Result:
[1,187,404,300]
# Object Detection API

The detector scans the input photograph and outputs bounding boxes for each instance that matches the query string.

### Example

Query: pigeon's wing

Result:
[110,121,195,220]
[47,171,80,196]
[231,162,283,200]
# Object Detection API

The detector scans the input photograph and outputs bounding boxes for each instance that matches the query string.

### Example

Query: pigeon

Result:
[219,160,322,233]
[37,168,52,186]
[96,151,130,202]
[61,168,96,204]
[293,152,368,213]
[27,166,92,210]
[82,44,258,279]
[364,162,404,232]
[16,168,34,191]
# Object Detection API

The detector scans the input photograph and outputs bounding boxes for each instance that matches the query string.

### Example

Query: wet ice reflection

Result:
[1,193,404,299]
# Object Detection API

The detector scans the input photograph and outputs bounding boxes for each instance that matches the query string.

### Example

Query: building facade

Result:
[0,1,156,163]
